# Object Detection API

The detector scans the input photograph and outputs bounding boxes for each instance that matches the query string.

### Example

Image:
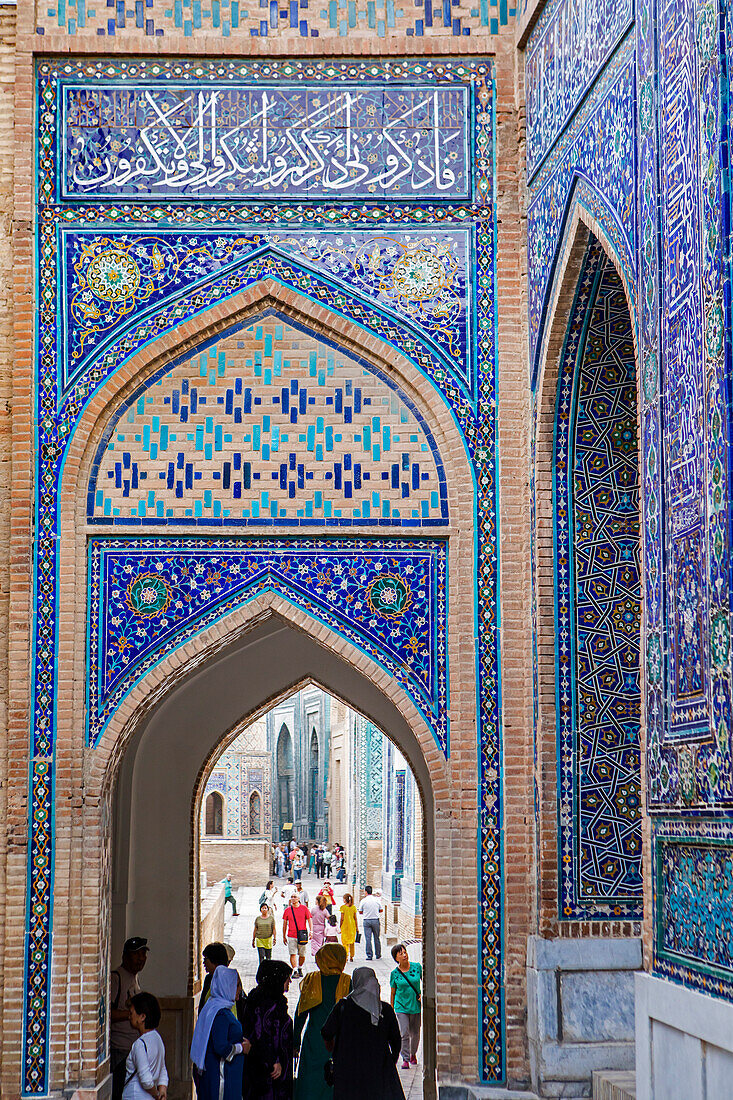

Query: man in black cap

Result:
[110,937,149,1100]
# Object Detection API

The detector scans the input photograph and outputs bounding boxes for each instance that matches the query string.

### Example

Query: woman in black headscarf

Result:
[321,967,404,1100]
[242,959,294,1100]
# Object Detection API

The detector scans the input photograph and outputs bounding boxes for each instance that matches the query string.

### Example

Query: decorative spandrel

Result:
[63,84,471,200]
[61,227,472,396]
[87,538,448,753]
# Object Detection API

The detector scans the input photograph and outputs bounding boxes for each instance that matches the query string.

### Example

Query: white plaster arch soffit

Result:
[103,607,443,816]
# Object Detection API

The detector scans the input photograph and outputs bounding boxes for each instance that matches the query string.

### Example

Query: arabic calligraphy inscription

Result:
[63,84,471,199]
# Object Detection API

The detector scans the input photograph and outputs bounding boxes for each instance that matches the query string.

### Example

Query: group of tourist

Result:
[271,841,347,885]
[250,880,381,974]
[110,933,421,1100]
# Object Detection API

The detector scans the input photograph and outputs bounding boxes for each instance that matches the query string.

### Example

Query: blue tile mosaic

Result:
[29,56,503,1092]
[554,240,642,920]
[62,84,471,199]
[527,0,733,1013]
[87,538,448,750]
[60,227,472,397]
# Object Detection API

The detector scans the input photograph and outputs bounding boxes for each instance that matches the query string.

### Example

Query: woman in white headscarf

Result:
[321,967,405,1100]
[190,966,249,1100]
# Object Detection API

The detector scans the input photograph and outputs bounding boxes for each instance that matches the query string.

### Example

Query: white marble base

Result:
[527,937,642,1098]
[635,972,733,1100]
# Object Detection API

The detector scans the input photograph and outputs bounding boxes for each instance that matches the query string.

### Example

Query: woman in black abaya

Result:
[320,967,404,1100]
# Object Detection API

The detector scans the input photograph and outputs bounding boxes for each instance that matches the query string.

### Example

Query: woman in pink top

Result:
[310,894,329,954]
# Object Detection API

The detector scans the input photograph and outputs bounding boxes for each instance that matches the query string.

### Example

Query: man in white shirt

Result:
[357,886,384,960]
[110,937,150,1100]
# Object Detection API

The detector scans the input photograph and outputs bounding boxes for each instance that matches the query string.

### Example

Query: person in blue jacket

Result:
[191,965,249,1100]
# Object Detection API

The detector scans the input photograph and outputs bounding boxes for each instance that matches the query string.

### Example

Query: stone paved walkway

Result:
[222,872,424,1099]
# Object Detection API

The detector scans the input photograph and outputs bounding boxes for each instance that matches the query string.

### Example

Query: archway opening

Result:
[109,614,435,1098]
[309,728,319,842]
[276,724,295,840]
[196,688,425,1053]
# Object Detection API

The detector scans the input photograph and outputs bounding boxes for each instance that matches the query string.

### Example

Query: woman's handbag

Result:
[355,931,361,943]
[323,1059,335,1086]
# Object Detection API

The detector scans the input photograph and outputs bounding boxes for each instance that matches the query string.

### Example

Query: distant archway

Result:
[276,725,295,837]
[309,728,319,840]
[205,791,224,836]
[249,791,261,836]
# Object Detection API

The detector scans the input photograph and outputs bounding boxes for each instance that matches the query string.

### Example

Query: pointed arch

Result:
[101,604,444,1092]
[249,790,262,836]
[533,220,644,931]
[532,180,640,393]
[50,267,479,1098]
[60,275,474,528]
[204,790,224,836]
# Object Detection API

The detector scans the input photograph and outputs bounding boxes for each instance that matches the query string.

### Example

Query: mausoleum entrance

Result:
[111,624,433,1096]
[18,55,503,1098]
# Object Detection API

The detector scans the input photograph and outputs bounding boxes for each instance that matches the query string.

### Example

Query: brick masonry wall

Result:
[200,839,271,886]
[493,33,535,1086]
[0,3,15,1061]
[0,11,541,1099]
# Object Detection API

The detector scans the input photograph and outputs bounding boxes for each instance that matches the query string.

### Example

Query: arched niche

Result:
[52,276,477,1095]
[204,791,224,836]
[275,723,295,835]
[249,790,261,836]
[533,221,643,932]
[110,608,440,1093]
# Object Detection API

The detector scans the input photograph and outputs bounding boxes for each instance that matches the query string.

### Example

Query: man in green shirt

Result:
[389,943,422,1069]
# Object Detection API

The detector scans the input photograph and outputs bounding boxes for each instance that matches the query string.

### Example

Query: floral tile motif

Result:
[88,538,448,751]
[61,227,472,395]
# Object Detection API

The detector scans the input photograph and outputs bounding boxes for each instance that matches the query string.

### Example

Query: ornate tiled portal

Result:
[28,57,502,1092]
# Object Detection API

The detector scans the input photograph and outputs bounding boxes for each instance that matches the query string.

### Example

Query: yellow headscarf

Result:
[296,944,350,1016]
